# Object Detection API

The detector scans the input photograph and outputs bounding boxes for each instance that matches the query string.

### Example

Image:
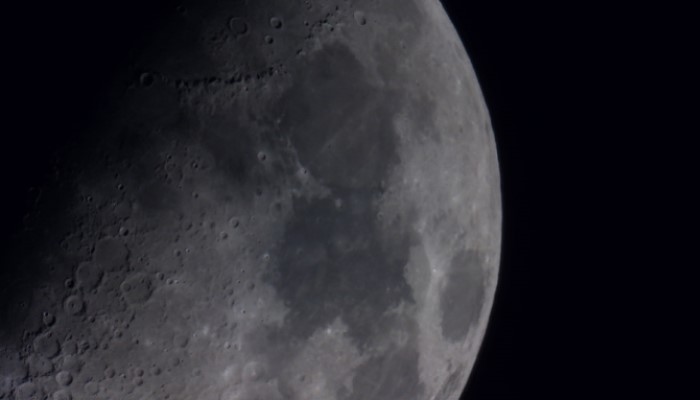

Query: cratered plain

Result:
[0,0,501,399]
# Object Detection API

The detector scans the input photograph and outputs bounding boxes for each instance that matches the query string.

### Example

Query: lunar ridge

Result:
[0,1,500,400]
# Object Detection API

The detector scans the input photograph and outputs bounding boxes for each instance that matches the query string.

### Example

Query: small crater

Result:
[228,17,249,36]
[229,218,240,229]
[150,365,162,376]
[139,72,155,87]
[64,295,84,316]
[78,339,92,353]
[269,17,283,29]
[242,361,265,382]
[264,35,274,45]
[354,11,367,26]
[173,334,189,348]
[52,389,72,400]
[55,370,73,387]
[42,311,56,326]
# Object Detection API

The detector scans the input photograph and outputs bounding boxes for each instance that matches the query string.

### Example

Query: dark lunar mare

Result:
[259,40,427,396]
[265,187,416,346]
[273,42,405,189]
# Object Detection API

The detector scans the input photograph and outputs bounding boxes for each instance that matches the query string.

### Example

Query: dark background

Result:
[2,0,691,398]
[444,1,692,398]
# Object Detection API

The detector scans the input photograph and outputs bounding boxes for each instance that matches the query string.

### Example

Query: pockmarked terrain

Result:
[0,1,501,399]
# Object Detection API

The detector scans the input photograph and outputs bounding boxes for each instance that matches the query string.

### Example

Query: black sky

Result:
[443,1,691,398]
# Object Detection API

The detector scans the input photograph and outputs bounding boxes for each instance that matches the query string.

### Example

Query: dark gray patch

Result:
[274,42,403,189]
[439,249,486,342]
[264,186,414,350]
[344,345,425,400]
[92,238,128,273]
[195,108,290,204]
[120,273,153,305]
[135,180,180,213]
[75,262,103,290]
[200,114,256,186]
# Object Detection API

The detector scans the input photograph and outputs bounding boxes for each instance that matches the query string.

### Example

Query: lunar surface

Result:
[0,1,501,399]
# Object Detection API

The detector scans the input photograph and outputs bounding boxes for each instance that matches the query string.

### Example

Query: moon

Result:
[0,0,501,399]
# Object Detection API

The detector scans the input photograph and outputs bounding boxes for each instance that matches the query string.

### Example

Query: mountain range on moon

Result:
[0,1,501,399]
